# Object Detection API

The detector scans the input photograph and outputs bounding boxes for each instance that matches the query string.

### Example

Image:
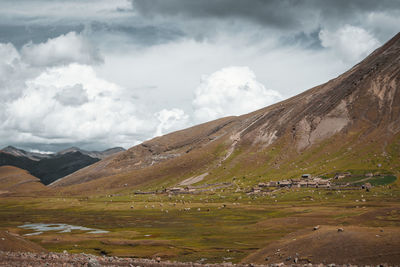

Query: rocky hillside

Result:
[51,32,400,193]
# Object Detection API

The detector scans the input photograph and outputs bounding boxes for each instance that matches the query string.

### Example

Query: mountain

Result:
[1,146,52,161]
[56,147,125,159]
[0,146,125,185]
[52,32,400,193]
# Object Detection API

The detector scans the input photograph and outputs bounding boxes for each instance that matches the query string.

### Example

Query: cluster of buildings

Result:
[250,174,333,193]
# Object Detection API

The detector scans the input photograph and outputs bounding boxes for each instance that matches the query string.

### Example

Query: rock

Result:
[88,258,101,267]
[313,225,320,231]
[337,228,344,232]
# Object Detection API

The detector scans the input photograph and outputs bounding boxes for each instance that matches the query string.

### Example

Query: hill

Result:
[0,231,47,253]
[0,166,46,195]
[51,32,400,194]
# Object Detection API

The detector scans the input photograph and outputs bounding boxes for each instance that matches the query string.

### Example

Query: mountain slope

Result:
[0,166,46,195]
[56,147,125,159]
[1,146,52,161]
[51,32,400,193]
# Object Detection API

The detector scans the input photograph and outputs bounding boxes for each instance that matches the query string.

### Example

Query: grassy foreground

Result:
[0,182,399,264]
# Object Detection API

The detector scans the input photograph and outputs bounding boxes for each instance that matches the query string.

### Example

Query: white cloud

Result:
[319,25,381,63]
[154,108,189,137]
[21,32,103,67]
[0,33,193,149]
[29,149,54,155]
[193,66,282,123]
[0,43,40,111]
[0,43,20,65]
[0,43,20,100]
[2,64,151,147]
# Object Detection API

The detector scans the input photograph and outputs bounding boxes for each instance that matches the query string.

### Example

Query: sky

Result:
[0,0,399,152]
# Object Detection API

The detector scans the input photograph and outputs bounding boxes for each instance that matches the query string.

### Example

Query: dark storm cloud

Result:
[132,0,305,30]
[0,24,84,48]
[0,22,184,51]
[132,0,400,24]
[131,0,400,39]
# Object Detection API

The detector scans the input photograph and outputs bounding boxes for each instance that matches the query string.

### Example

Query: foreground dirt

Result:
[1,250,394,267]
[243,226,400,266]
[0,231,46,253]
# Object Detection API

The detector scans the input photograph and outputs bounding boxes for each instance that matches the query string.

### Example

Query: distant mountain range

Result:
[0,146,125,185]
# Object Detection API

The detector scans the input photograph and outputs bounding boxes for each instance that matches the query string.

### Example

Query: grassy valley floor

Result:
[0,184,399,265]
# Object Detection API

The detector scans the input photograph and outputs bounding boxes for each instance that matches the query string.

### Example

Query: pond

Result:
[18,223,109,236]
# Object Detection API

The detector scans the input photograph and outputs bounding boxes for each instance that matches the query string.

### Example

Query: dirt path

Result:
[178,173,209,186]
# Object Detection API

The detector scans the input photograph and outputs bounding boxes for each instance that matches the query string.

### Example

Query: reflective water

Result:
[18,223,109,236]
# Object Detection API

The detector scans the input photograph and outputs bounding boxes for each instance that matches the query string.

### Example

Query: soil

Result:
[243,226,400,265]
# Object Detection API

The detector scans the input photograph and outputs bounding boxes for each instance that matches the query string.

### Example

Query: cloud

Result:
[319,25,381,62]
[21,32,103,67]
[0,42,20,64]
[193,66,282,123]
[0,42,40,106]
[2,63,151,147]
[0,0,132,22]
[54,84,89,106]
[0,33,189,150]
[154,108,189,137]
[131,0,400,36]
[28,149,54,155]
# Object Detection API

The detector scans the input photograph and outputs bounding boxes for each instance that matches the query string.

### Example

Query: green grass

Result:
[1,184,400,263]
[353,175,397,186]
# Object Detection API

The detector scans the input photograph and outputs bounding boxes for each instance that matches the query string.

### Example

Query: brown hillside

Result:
[0,166,46,196]
[51,32,400,194]
[242,226,400,265]
[0,231,47,253]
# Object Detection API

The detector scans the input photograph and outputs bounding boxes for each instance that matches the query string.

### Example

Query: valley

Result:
[0,183,399,265]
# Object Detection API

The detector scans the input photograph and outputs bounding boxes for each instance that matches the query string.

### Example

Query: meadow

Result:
[1,182,399,264]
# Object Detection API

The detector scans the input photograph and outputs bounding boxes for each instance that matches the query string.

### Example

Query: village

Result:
[139,172,388,196]
[248,172,380,194]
